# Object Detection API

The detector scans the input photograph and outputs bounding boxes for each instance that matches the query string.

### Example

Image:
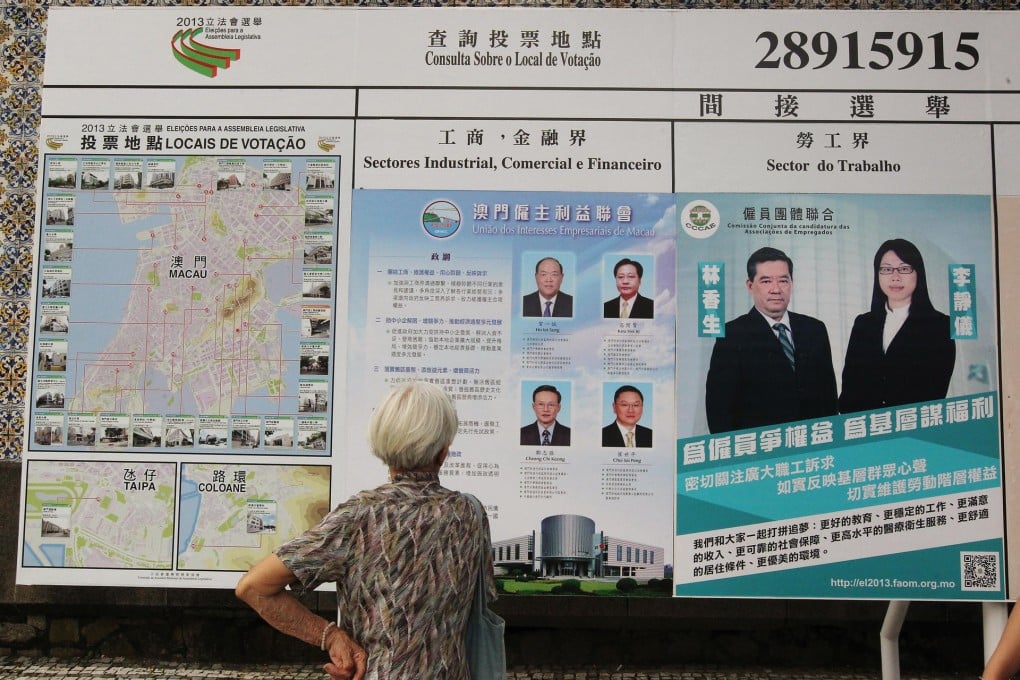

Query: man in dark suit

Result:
[520,384,571,446]
[523,257,573,317]
[604,258,654,319]
[705,247,838,434]
[601,385,652,448]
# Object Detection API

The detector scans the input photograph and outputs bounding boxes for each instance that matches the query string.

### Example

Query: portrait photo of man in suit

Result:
[604,257,654,319]
[601,385,652,448]
[705,246,838,434]
[520,384,571,446]
[523,256,573,318]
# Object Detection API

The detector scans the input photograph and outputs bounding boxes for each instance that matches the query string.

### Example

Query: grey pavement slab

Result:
[0,658,979,680]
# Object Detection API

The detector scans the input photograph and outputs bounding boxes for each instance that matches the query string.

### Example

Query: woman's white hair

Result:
[368,381,458,470]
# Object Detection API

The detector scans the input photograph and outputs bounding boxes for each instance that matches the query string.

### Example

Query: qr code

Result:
[961,551,1000,591]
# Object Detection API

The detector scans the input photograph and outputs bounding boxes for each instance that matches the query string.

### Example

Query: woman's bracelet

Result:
[320,621,337,651]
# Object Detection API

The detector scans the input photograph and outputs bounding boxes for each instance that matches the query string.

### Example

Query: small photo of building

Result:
[66,426,95,446]
[302,280,331,299]
[305,170,335,190]
[216,173,243,191]
[99,427,128,447]
[164,427,194,448]
[131,426,161,448]
[37,349,67,372]
[264,428,293,448]
[114,172,141,190]
[147,170,175,189]
[44,242,73,262]
[231,428,260,449]
[81,170,109,190]
[303,245,333,265]
[492,513,664,581]
[34,425,63,446]
[40,316,69,333]
[42,279,71,298]
[265,172,291,191]
[300,354,329,375]
[35,390,65,409]
[45,207,73,226]
[199,429,228,448]
[48,172,76,189]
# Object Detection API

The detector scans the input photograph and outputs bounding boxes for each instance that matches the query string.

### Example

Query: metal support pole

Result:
[881,600,910,680]
[984,601,1009,664]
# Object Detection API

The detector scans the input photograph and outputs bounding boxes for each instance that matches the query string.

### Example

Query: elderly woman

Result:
[236,382,495,680]
[839,238,956,414]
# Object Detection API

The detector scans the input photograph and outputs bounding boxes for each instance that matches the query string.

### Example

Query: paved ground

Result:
[0,658,981,680]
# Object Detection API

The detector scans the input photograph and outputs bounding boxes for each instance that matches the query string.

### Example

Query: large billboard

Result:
[17,7,1018,598]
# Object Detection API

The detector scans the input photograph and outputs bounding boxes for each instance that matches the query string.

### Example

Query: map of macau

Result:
[31,154,339,455]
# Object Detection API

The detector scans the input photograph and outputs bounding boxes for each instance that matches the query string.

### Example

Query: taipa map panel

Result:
[22,460,176,569]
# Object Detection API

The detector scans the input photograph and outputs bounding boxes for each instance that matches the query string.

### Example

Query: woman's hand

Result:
[323,627,367,680]
[236,555,367,680]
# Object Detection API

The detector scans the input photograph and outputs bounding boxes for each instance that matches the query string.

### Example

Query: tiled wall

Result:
[0,0,1013,461]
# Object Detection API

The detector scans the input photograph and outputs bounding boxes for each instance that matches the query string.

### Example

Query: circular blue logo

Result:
[422,200,461,239]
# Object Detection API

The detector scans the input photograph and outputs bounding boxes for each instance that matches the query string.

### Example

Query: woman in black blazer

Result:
[839,238,956,414]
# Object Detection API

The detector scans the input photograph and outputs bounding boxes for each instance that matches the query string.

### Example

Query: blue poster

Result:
[674,193,1004,600]
[347,189,677,586]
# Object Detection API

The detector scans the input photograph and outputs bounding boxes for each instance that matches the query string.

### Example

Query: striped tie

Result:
[773,323,795,370]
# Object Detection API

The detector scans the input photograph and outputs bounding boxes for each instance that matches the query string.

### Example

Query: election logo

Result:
[44,136,68,151]
[171,28,241,78]
[317,138,340,153]
[680,200,719,240]
[422,200,461,239]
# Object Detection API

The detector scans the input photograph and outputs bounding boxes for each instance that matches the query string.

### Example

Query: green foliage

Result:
[557,578,582,594]
[494,578,673,596]
[616,577,638,593]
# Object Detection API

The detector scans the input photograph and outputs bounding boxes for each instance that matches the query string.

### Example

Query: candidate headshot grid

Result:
[0,0,1018,460]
